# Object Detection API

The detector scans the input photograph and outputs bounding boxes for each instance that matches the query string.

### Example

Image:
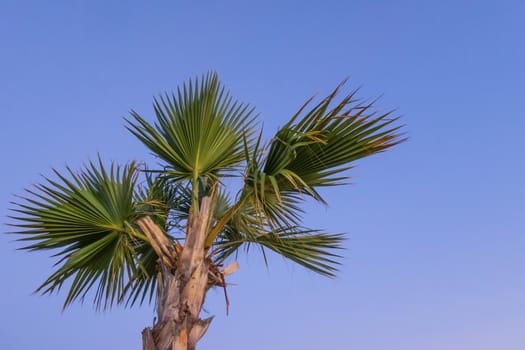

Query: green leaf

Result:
[214,218,344,278]
[126,72,257,184]
[9,158,148,309]
[242,81,405,228]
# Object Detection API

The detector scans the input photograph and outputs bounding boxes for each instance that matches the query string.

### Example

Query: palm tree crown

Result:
[10,72,404,314]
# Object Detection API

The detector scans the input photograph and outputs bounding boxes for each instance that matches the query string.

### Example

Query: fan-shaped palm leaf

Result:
[213,215,344,278]
[242,82,405,228]
[9,158,147,309]
[126,72,257,188]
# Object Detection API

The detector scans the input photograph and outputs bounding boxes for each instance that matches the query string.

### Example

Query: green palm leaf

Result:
[210,192,342,277]
[126,72,257,185]
[254,228,344,278]
[242,82,405,227]
[213,217,344,278]
[9,158,147,309]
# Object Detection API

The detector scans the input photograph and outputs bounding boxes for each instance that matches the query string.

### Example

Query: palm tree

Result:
[9,72,404,350]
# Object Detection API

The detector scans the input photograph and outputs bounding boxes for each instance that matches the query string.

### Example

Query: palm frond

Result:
[8,158,148,309]
[213,220,344,278]
[126,72,257,185]
[242,82,405,228]
[255,228,344,278]
[271,84,405,197]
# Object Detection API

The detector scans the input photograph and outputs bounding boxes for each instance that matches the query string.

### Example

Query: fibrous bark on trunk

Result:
[138,196,217,350]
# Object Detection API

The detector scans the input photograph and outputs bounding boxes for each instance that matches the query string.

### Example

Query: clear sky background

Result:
[1,1,524,349]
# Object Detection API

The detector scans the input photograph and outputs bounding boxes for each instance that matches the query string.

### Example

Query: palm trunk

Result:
[139,196,214,350]
[142,263,211,350]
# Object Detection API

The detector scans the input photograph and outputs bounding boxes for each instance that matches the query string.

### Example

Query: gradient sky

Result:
[1,1,524,349]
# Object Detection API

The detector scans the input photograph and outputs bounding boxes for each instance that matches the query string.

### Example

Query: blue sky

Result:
[1,1,524,349]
